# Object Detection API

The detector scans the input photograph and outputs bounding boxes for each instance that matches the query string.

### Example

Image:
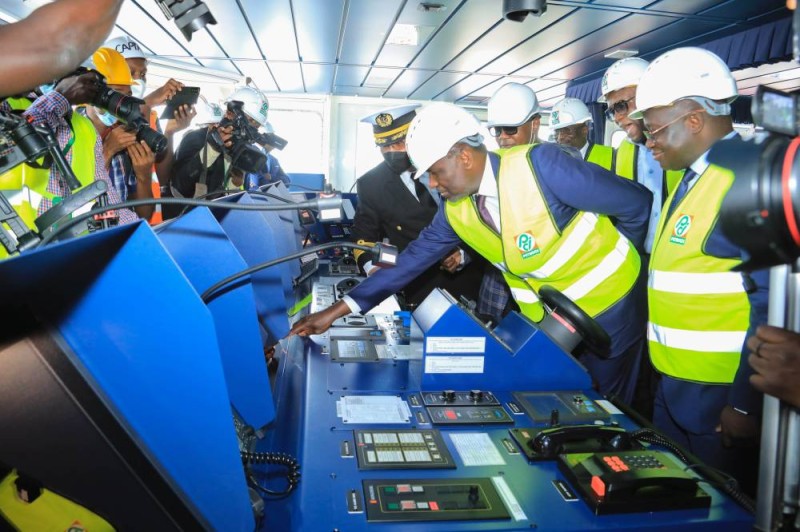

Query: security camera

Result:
[503,0,547,22]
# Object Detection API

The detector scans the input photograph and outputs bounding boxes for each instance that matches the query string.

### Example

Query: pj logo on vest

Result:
[516,231,541,258]
[670,214,693,245]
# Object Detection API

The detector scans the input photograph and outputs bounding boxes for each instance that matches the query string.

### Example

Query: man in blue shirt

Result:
[292,103,652,404]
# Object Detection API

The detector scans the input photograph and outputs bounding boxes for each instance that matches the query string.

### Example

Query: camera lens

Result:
[712,135,800,271]
[135,124,167,156]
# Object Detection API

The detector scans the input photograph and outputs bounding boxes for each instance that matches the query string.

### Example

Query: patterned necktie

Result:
[475,194,499,232]
[666,169,697,219]
[414,176,437,209]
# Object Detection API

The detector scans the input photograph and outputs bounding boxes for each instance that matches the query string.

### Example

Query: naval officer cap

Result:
[360,103,421,146]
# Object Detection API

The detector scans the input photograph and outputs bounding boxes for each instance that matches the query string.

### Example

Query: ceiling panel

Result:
[0,0,793,101]
[293,0,345,63]
[410,72,469,100]
[438,74,502,102]
[479,8,625,76]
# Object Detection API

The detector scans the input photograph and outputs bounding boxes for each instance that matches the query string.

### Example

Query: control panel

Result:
[427,405,513,425]
[353,430,455,470]
[513,391,611,423]
[422,390,500,406]
[363,478,511,523]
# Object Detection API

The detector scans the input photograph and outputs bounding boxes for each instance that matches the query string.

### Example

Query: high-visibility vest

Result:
[445,144,640,322]
[615,139,683,198]
[647,164,750,384]
[0,98,96,259]
[585,142,614,171]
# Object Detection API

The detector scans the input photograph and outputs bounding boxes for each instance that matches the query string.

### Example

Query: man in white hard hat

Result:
[600,57,684,256]
[350,104,484,307]
[292,102,653,404]
[629,47,769,492]
[104,35,197,224]
[550,97,614,170]
[170,86,268,211]
[600,56,686,421]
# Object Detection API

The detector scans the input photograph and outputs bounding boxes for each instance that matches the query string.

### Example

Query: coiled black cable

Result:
[630,428,755,513]
[241,451,301,497]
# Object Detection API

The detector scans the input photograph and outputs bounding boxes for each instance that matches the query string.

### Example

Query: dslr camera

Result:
[92,80,167,156]
[208,100,267,174]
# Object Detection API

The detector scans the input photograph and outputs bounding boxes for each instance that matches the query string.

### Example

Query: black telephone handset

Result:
[530,424,634,459]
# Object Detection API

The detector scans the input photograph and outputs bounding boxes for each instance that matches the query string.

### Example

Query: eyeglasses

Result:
[489,125,518,137]
[642,110,702,141]
[604,97,635,120]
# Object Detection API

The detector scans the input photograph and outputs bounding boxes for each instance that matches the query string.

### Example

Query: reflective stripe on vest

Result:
[614,139,683,196]
[585,143,614,171]
[647,163,750,384]
[445,144,640,323]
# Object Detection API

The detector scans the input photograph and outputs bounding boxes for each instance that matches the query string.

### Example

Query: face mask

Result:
[382,151,412,174]
[39,83,56,95]
[131,81,146,100]
[95,107,118,127]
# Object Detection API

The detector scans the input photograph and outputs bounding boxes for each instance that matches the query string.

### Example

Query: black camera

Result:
[709,85,800,271]
[92,83,167,156]
[208,100,267,174]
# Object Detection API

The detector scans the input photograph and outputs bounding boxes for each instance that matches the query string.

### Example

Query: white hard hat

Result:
[226,86,269,127]
[104,36,147,60]
[406,103,481,174]
[550,98,592,130]
[195,99,224,125]
[487,83,540,127]
[629,47,737,119]
[598,57,649,103]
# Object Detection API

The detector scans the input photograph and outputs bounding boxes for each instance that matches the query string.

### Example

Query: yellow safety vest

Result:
[585,142,614,171]
[615,139,683,197]
[0,98,97,259]
[648,164,750,384]
[445,144,640,322]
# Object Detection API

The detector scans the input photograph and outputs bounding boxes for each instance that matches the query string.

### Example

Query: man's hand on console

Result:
[289,300,351,336]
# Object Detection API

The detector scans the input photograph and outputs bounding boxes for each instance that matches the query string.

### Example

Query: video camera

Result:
[709,87,800,271]
[91,78,167,156]
[208,100,267,174]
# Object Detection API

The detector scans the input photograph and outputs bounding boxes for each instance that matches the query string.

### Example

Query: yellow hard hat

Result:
[91,47,133,86]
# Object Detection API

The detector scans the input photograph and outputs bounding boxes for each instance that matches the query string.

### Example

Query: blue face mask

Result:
[95,107,118,127]
[39,83,56,95]
[131,81,146,100]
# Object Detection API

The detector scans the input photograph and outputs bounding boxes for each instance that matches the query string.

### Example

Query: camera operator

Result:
[244,121,290,190]
[104,35,197,224]
[0,70,136,226]
[80,48,156,220]
[0,0,123,98]
[169,87,269,216]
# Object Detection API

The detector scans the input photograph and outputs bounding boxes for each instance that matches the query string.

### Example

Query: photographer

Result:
[104,35,197,224]
[81,48,156,220]
[0,70,136,226]
[169,87,269,213]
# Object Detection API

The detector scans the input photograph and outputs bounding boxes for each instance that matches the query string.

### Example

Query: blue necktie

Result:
[666,169,697,219]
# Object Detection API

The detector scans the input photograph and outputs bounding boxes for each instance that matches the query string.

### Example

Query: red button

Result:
[445,410,457,420]
[429,501,439,511]
[591,475,606,497]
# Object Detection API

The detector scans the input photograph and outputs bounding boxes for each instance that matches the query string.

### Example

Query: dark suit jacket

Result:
[351,161,484,307]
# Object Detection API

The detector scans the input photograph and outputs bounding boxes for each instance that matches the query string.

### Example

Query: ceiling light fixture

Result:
[604,49,639,59]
